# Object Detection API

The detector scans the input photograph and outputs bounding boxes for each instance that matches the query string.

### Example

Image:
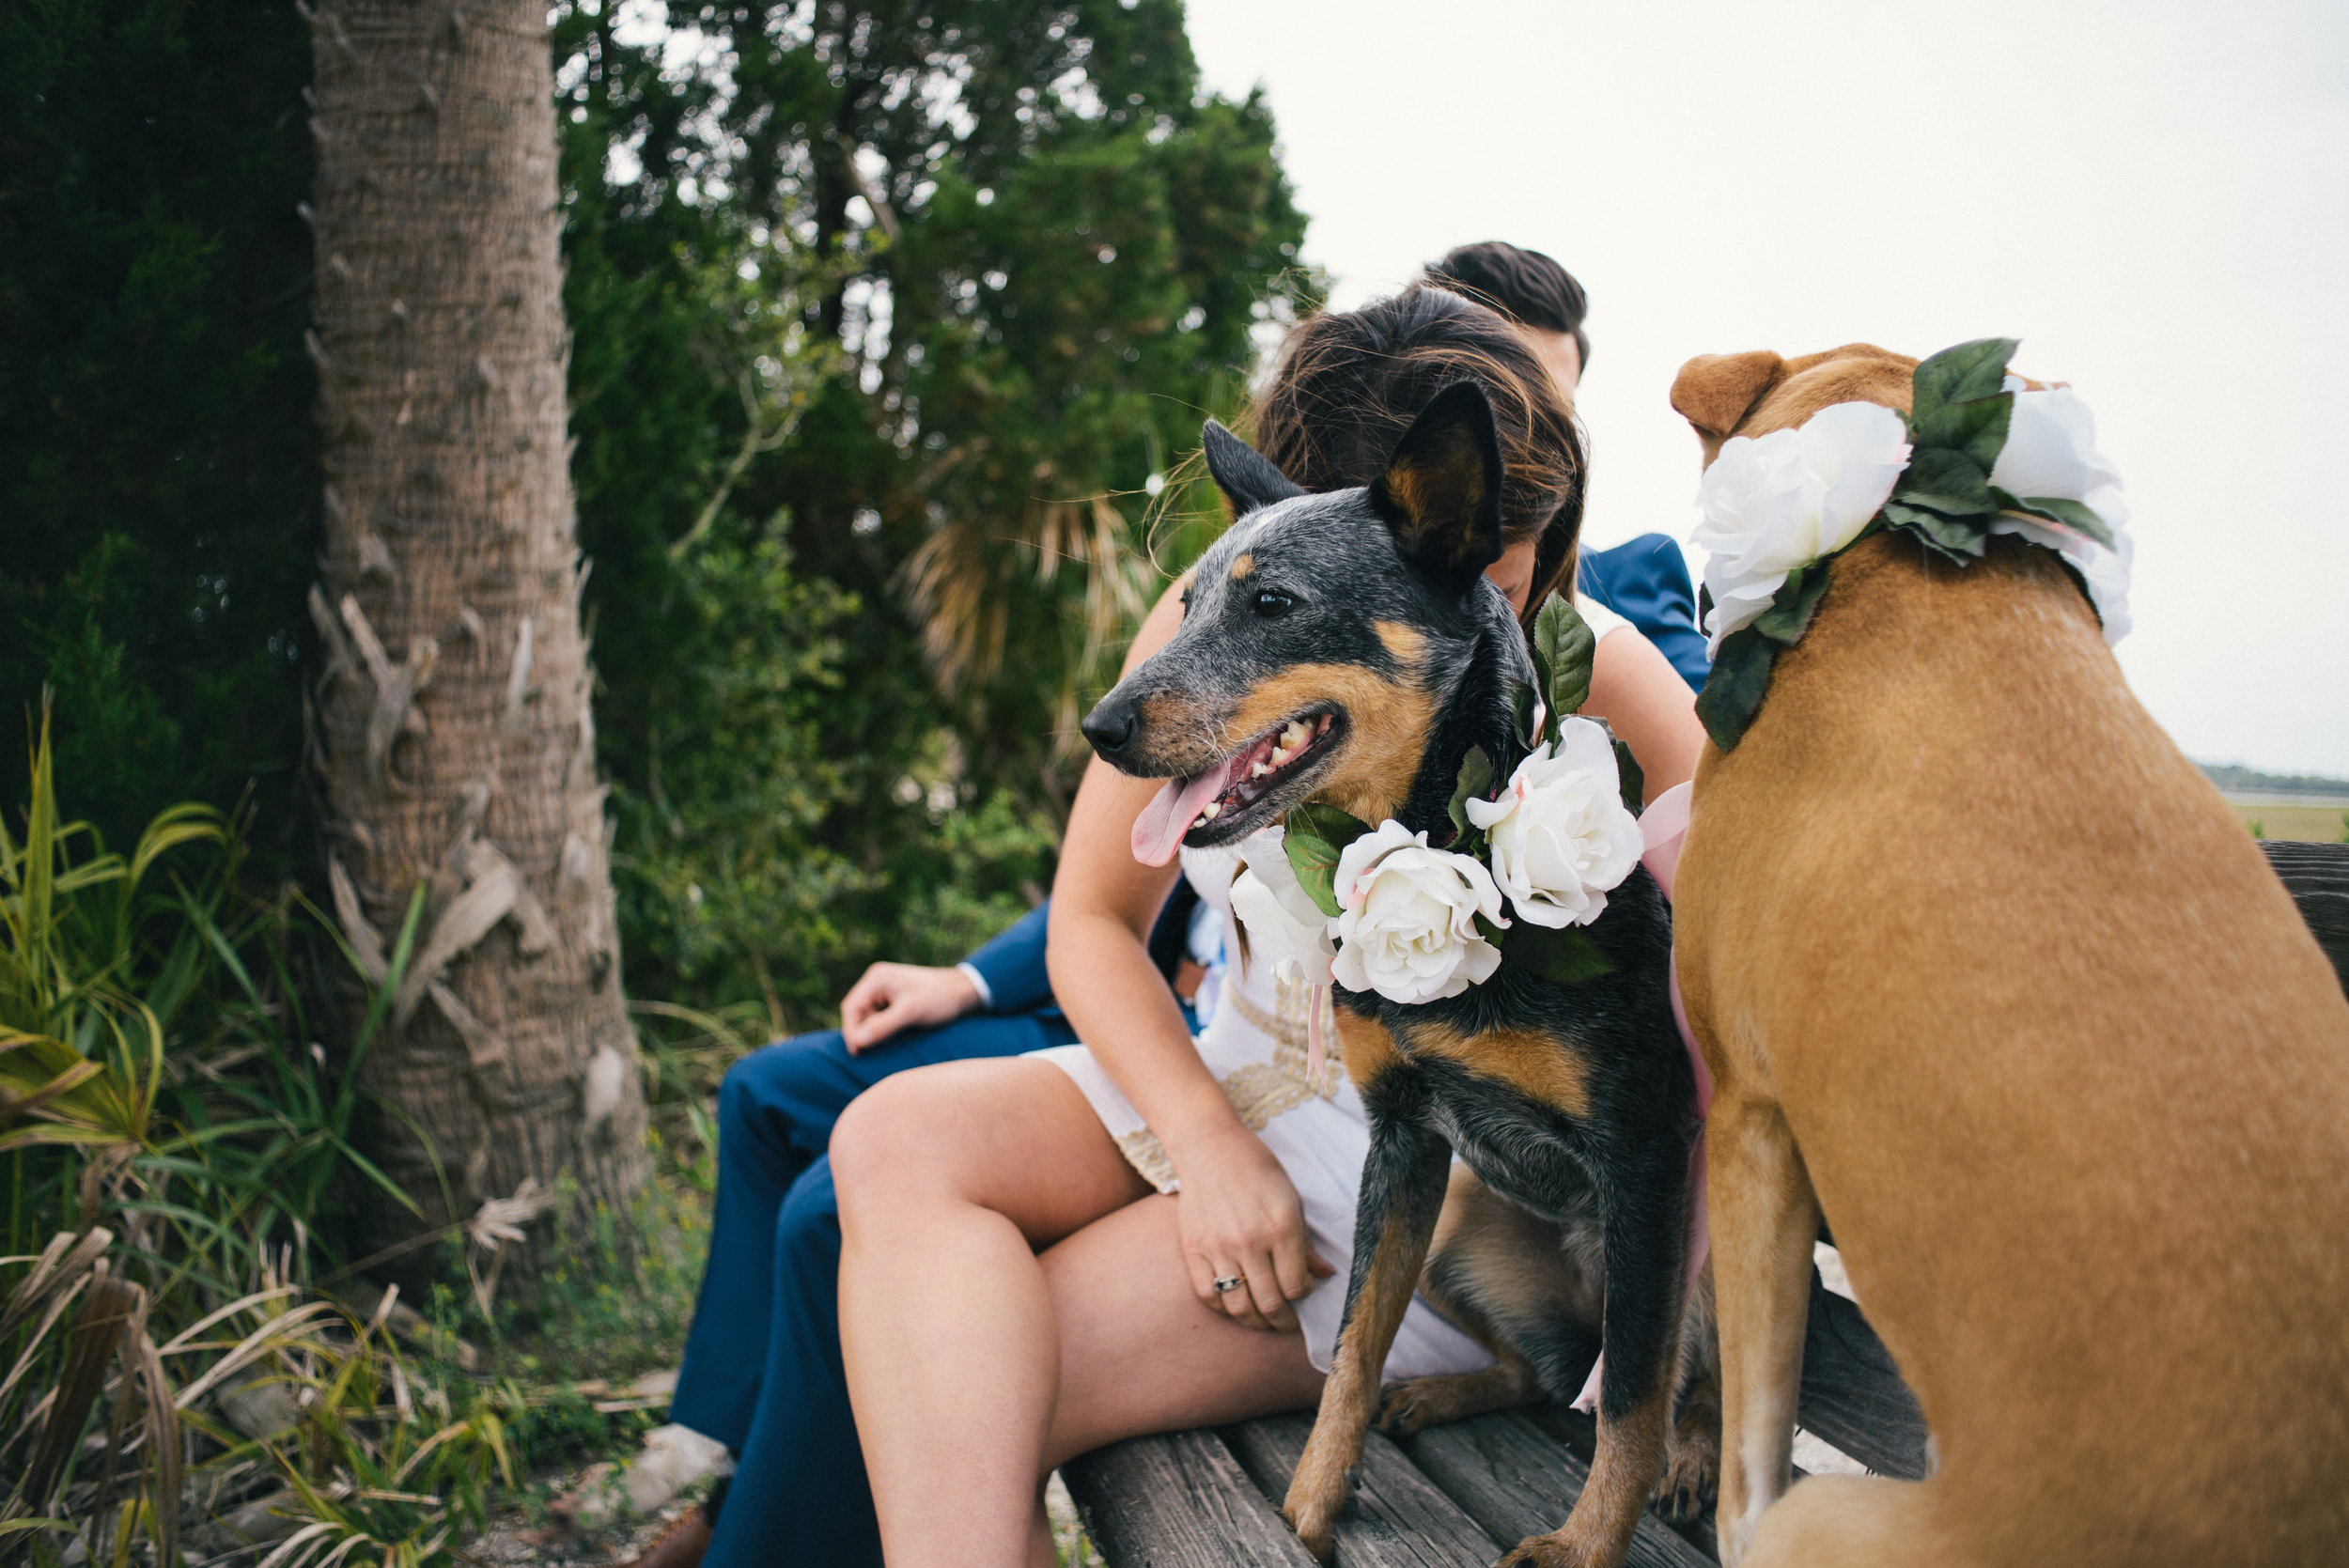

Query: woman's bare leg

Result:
[833,1058,1149,1567]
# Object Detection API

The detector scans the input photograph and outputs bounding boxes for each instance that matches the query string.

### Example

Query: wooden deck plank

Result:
[1401,1410,1715,1568]
[1063,1427,1317,1567]
[1219,1411,1500,1568]
[1797,1270,1931,1480]
[2262,840,2349,990]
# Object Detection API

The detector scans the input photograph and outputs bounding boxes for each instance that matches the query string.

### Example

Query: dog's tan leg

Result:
[1283,1017,1451,1561]
[1707,1094,1820,1566]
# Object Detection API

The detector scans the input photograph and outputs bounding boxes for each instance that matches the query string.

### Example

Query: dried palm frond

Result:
[2,1235,177,1568]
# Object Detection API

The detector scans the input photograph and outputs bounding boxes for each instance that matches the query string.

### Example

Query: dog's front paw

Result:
[1494,1532,1604,1568]
[1374,1375,1452,1436]
[1652,1422,1719,1526]
[1282,1457,1357,1563]
[1281,1486,1345,1563]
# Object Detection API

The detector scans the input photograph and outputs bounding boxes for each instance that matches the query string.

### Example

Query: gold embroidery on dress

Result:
[1111,970,1346,1193]
[1114,1128,1179,1191]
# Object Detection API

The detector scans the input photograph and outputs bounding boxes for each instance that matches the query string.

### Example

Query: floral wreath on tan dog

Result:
[1226,339,2134,1067]
[1690,335,2134,751]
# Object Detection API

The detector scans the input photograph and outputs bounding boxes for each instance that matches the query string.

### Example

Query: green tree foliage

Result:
[0,0,317,867]
[553,0,1313,1025]
[2,0,1309,1038]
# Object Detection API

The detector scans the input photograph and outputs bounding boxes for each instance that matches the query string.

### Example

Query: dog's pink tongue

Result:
[1131,760,1242,867]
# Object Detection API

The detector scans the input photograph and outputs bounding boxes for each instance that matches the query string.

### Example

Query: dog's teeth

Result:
[1267,749,1289,768]
[1251,762,1271,779]
[1199,801,1221,820]
[1283,720,1312,749]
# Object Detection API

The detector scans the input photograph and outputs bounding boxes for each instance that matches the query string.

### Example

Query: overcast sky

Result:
[1182,0,2348,777]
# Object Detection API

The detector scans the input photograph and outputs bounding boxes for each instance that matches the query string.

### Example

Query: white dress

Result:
[1577,589,1633,645]
[1029,592,1637,1378]
[1031,840,1493,1380]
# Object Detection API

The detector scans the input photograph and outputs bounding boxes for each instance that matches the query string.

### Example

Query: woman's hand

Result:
[840,962,982,1053]
[1172,1123,1335,1332]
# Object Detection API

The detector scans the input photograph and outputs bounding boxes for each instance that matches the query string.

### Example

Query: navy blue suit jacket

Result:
[1579,534,1711,692]
[959,539,1712,1011]
[962,901,1055,1017]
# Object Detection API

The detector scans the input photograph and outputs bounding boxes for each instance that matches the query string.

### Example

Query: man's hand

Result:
[839,962,983,1053]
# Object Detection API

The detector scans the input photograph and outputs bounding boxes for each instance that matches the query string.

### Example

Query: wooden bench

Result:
[1064,842,2349,1565]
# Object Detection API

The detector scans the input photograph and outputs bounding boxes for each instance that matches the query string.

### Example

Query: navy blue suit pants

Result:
[668,1010,1076,1568]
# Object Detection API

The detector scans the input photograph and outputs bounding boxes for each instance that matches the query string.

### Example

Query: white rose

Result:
[1230,827,1337,988]
[1330,821,1505,1005]
[1988,380,2132,645]
[1690,401,1913,655]
[1464,719,1644,928]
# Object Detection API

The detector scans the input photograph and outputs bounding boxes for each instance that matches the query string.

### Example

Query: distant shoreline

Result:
[2198,763,2349,800]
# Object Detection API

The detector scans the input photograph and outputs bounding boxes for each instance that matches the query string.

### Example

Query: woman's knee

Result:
[831,1057,1117,1234]
[829,1065,969,1219]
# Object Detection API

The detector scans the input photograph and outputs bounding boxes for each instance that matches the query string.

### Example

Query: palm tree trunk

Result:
[303,0,646,1290]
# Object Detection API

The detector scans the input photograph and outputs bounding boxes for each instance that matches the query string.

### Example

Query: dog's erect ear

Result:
[1670,350,1785,442]
[1369,380,1506,591]
[1201,420,1305,518]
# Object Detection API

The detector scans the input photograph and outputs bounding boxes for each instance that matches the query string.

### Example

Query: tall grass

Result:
[0,704,545,1567]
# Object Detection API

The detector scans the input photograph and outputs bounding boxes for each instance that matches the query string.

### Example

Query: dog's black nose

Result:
[1081,695,1139,757]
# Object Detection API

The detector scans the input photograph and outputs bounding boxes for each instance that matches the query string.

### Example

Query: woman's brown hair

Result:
[1246,284,1586,629]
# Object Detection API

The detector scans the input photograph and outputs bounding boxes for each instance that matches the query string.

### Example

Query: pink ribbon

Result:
[1573,781,1711,1413]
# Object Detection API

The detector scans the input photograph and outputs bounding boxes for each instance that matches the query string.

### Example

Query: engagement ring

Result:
[1212,1275,1246,1293]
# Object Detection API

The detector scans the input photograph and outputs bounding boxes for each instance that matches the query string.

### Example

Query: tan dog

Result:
[1667,344,2349,1565]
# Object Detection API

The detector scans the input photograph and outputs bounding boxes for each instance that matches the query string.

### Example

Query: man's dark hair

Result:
[1424,241,1590,375]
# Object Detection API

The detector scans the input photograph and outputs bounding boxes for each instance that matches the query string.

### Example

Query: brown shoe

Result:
[620,1507,712,1568]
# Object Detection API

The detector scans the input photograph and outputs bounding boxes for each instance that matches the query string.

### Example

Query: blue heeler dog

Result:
[1081,383,1713,1568]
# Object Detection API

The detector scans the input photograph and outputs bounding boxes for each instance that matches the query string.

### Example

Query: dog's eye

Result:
[1252,590,1294,619]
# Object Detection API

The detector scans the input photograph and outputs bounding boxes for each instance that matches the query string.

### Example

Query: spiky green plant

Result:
[0,702,521,1568]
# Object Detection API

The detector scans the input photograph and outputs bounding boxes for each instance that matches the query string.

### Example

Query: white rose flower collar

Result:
[1689,337,2135,752]
[1228,595,1648,1070]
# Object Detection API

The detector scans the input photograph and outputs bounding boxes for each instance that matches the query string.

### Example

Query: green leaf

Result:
[1911,392,2012,471]
[1532,593,1596,722]
[1691,627,1778,753]
[1283,801,1370,918]
[1447,746,1495,843]
[1502,921,1616,985]
[1910,337,2019,424]
[1613,737,1645,816]
[1290,800,1371,847]
[1993,491,2116,548]
[1752,558,1832,645]
[1881,500,1990,563]
[1894,448,1999,515]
